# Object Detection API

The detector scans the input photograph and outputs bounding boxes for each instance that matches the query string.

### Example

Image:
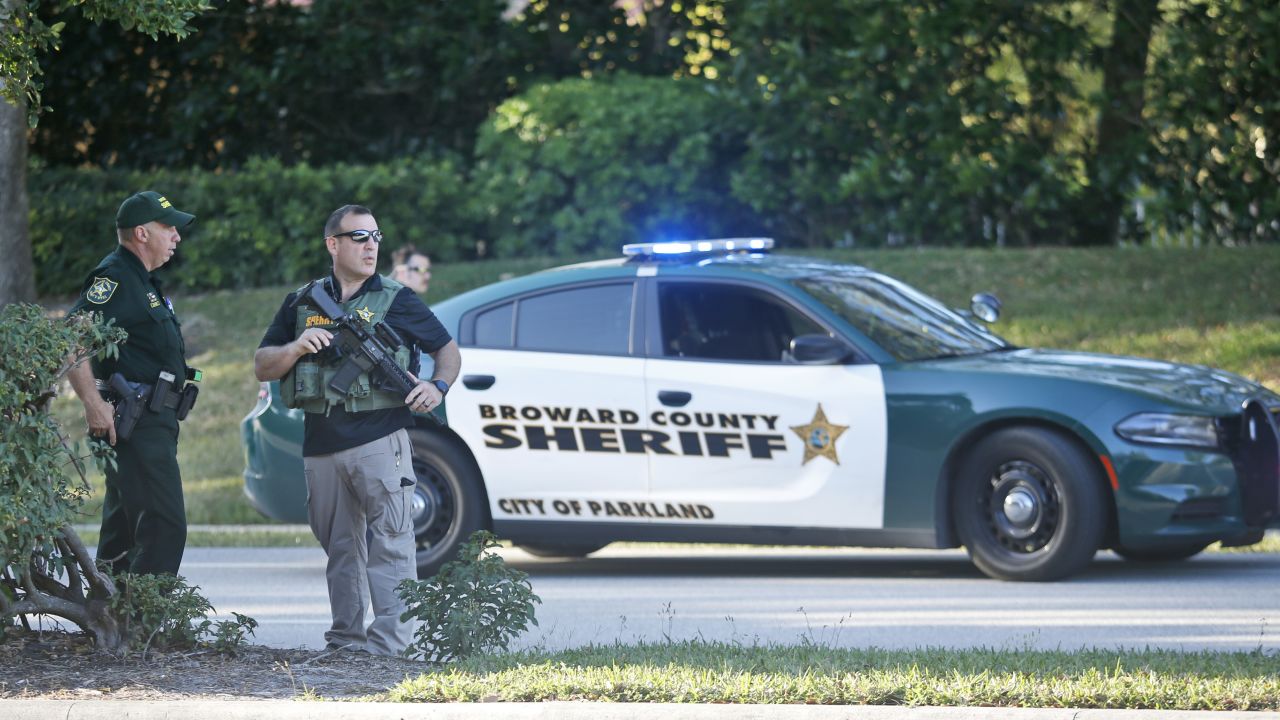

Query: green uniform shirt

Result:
[70,247,188,388]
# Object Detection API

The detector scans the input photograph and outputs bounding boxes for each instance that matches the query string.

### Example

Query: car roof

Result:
[436,244,878,312]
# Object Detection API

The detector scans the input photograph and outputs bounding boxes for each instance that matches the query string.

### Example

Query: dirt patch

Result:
[0,628,429,701]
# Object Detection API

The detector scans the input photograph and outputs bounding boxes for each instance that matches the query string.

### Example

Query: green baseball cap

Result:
[116,190,195,229]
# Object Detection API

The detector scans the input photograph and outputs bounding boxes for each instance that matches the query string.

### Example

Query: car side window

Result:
[473,302,514,348]
[514,283,634,355]
[658,282,826,362]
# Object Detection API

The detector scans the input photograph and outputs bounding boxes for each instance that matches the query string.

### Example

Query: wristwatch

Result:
[430,379,450,396]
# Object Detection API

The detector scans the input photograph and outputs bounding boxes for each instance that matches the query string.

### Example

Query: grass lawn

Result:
[385,642,1280,710]
[48,245,1280,528]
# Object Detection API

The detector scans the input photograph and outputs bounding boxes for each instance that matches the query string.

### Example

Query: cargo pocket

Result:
[375,475,413,535]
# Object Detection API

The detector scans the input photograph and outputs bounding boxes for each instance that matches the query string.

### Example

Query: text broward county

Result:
[479,404,791,460]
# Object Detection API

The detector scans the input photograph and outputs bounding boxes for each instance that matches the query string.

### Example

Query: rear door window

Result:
[515,283,635,355]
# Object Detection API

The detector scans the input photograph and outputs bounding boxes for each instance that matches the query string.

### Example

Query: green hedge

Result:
[32,154,476,295]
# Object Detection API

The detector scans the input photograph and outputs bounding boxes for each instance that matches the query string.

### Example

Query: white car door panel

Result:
[646,359,886,529]
[447,280,649,525]
[645,279,888,529]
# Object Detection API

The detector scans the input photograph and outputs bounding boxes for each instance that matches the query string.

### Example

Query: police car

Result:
[241,239,1280,581]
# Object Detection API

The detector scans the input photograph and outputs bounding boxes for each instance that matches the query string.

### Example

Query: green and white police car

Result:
[241,240,1280,581]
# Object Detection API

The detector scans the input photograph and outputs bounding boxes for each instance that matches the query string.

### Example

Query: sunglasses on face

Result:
[332,229,383,244]
[407,264,429,274]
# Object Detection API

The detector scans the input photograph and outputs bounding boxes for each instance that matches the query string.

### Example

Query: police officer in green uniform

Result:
[66,190,197,576]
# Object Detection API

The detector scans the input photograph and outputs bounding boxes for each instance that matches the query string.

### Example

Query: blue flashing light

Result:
[622,238,774,258]
[651,242,693,254]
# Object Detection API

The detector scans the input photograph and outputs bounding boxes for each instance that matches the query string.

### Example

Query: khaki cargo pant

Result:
[304,428,416,656]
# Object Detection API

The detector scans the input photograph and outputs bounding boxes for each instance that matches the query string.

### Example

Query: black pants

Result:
[98,409,187,576]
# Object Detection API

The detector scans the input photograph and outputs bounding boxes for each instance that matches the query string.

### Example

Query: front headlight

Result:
[1114,413,1221,449]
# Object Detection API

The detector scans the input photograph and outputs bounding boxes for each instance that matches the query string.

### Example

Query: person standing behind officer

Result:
[65,191,198,577]
[254,205,460,656]
[390,244,432,296]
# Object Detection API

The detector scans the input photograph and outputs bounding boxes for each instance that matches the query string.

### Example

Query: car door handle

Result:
[658,390,692,407]
[462,374,495,391]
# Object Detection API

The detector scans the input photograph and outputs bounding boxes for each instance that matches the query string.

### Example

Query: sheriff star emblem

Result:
[790,403,849,465]
[355,306,374,323]
[86,277,119,305]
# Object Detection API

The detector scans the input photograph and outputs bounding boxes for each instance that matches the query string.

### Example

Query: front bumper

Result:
[1112,399,1280,550]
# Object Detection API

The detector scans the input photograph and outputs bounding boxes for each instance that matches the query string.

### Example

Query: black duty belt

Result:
[96,371,199,421]
[96,378,179,407]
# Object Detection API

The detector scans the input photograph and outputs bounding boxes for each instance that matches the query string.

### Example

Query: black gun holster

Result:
[97,371,200,441]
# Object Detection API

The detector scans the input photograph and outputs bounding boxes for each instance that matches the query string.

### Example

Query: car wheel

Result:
[952,427,1108,581]
[517,542,608,559]
[1113,542,1209,562]
[407,428,484,579]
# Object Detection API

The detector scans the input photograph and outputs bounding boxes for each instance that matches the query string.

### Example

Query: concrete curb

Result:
[5,701,1279,720]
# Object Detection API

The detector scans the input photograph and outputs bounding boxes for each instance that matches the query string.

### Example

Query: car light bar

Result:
[622,238,774,257]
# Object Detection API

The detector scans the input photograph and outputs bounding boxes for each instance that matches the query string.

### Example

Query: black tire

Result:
[951,427,1109,581]
[406,428,485,579]
[1113,542,1209,562]
[517,542,608,559]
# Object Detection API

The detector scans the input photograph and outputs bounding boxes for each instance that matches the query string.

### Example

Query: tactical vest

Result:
[281,276,412,414]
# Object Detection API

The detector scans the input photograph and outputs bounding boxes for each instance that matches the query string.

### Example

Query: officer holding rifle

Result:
[254,204,460,656]
[66,190,200,577]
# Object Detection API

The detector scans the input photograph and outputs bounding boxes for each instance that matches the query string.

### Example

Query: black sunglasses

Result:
[332,229,383,244]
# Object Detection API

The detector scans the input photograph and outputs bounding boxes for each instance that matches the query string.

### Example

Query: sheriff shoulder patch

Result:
[86,277,119,305]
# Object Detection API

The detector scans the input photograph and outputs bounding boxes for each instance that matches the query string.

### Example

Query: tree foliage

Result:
[1143,0,1280,245]
[0,0,210,125]
[31,0,713,167]
[472,73,760,256]
[714,0,1100,247]
[24,0,1280,249]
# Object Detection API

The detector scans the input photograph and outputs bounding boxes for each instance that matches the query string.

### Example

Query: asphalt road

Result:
[180,546,1280,653]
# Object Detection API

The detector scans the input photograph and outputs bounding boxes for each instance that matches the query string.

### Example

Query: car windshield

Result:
[794,272,1011,362]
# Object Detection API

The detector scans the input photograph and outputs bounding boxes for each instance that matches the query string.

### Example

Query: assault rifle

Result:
[292,279,422,402]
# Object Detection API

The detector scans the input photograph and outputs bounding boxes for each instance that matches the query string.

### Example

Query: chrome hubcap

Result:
[1003,488,1037,526]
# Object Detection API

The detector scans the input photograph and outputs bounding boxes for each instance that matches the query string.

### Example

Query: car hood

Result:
[925,348,1279,413]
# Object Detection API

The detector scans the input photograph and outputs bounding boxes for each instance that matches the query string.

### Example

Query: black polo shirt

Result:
[70,247,187,388]
[259,273,452,457]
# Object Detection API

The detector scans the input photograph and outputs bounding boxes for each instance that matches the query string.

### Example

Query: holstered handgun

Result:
[107,373,146,442]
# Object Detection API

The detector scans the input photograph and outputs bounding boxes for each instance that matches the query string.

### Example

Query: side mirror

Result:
[790,334,853,365]
[970,292,1002,323]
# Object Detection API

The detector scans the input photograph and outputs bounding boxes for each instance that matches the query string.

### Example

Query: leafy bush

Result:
[110,573,258,654]
[1,304,124,646]
[397,530,540,663]
[472,74,763,257]
[0,303,255,654]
